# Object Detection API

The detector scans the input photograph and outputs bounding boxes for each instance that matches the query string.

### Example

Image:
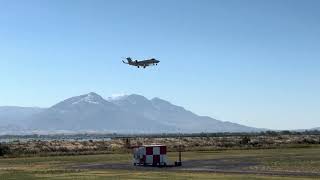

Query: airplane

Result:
[122,57,160,68]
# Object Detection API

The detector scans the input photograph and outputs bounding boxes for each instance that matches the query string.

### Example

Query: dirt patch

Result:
[69,157,320,177]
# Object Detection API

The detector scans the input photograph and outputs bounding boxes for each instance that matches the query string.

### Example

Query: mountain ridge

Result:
[0,92,263,134]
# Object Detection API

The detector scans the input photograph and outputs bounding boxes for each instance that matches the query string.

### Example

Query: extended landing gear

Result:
[143,66,146,68]
[137,66,140,68]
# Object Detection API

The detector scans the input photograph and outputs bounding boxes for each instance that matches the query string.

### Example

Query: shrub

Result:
[0,143,10,156]
[124,138,131,149]
[240,136,251,145]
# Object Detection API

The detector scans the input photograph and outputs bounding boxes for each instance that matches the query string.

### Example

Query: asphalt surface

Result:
[69,158,320,177]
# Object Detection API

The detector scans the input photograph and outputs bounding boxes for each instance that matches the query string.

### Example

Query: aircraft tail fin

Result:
[126,57,133,63]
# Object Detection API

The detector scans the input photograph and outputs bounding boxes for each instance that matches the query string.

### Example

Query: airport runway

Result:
[69,157,320,177]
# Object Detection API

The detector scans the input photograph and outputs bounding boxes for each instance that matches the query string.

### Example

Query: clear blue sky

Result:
[0,0,319,130]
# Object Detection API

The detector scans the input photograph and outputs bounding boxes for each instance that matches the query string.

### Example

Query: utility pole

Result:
[175,130,182,166]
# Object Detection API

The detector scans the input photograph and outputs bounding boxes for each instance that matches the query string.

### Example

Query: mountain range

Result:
[0,92,261,134]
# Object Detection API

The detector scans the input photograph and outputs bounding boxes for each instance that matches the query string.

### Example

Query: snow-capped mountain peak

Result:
[51,92,109,109]
[0,92,262,133]
[107,93,129,101]
[72,92,101,105]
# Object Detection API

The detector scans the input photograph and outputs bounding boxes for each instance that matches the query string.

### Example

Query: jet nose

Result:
[156,60,160,63]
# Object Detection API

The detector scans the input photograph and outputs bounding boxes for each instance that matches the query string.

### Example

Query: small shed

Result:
[133,144,167,166]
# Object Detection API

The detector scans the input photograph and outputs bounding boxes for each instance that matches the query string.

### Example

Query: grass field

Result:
[0,145,319,179]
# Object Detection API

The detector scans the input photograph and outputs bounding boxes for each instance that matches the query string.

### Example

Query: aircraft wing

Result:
[137,61,150,66]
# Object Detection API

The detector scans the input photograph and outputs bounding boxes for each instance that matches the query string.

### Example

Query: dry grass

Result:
[0,146,319,179]
[1,134,319,157]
